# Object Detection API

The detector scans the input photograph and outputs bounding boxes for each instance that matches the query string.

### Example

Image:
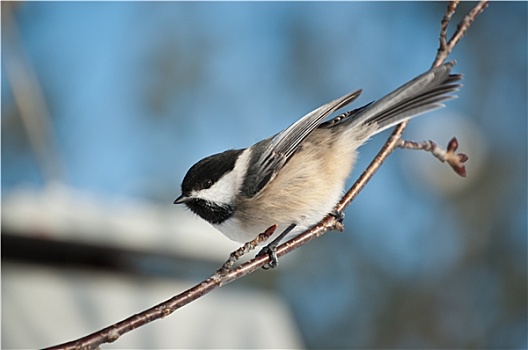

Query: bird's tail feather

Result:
[331,61,462,135]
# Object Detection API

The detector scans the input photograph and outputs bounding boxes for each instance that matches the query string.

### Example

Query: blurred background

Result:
[2,2,526,349]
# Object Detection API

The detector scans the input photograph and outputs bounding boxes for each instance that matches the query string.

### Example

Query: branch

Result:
[215,225,277,277]
[44,226,280,350]
[398,137,469,177]
[43,2,488,349]
[433,0,489,68]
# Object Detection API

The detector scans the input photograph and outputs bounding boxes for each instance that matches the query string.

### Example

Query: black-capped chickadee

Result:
[174,61,462,266]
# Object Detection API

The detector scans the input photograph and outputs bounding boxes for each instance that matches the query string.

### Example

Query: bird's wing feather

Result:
[241,89,362,198]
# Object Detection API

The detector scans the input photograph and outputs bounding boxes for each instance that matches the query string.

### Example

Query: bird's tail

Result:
[327,61,462,135]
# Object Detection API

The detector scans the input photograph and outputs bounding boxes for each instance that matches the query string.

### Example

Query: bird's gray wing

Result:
[241,89,362,198]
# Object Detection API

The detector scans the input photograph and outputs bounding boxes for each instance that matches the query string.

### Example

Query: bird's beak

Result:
[173,195,189,204]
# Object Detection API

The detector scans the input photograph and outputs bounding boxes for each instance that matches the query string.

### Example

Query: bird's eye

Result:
[202,179,212,189]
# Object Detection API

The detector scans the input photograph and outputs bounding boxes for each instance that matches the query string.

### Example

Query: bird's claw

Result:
[258,245,279,269]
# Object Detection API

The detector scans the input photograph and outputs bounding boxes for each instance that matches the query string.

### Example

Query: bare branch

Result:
[433,0,489,68]
[436,0,461,68]
[215,225,277,278]
[398,137,469,177]
[44,227,279,350]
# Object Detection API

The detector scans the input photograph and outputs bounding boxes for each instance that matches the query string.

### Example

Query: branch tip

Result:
[399,136,468,177]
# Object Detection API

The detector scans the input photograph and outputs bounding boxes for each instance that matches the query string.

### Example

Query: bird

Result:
[174,61,462,268]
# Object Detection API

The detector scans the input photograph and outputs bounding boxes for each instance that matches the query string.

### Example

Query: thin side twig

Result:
[215,225,277,278]
[433,0,488,68]
[398,137,469,177]
[436,0,460,67]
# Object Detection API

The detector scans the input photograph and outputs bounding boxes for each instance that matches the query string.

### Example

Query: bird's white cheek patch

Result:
[191,148,252,205]
[190,174,236,205]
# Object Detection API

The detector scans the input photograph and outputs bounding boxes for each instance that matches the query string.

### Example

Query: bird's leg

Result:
[330,209,345,222]
[258,223,296,269]
[330,209,345,231]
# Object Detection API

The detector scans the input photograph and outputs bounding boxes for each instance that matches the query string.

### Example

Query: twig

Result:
[42,225,276,350]
[43,251,275,350]
[436,0,460,67]
[433,0,488,68]
[42,2,488,349]
[215,225,277,278]
[398,137,469,177]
